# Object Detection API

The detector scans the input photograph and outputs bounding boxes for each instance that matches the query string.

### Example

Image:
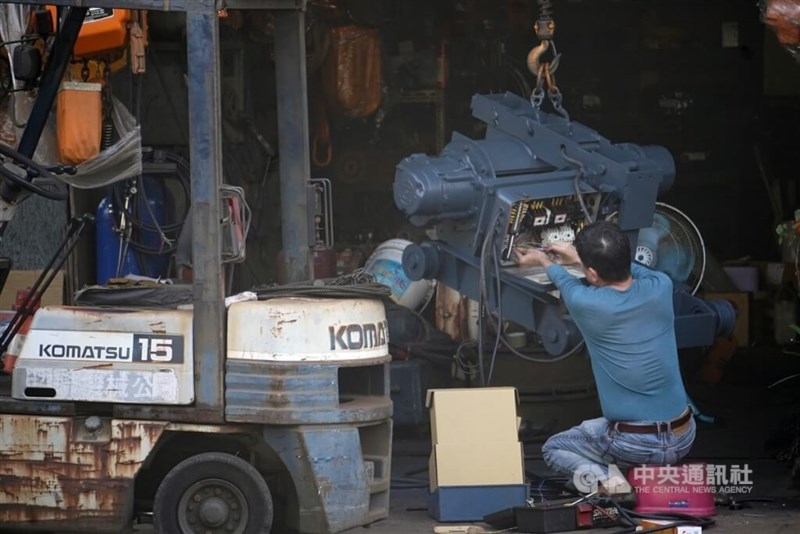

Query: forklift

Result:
[0,2,392,533]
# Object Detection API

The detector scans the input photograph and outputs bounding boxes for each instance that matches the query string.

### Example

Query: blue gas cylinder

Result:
[95,177,172,284]
[96,195,137,284]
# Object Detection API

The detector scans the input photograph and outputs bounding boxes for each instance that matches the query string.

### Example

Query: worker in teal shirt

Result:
[515,221,695,494]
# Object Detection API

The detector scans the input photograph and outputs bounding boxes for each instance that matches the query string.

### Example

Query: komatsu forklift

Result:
[0,2,392,533]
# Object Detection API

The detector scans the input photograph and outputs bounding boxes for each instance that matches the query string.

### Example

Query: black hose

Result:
[254,283,390,300]
[0,144,67,200]
[109,151,192,257]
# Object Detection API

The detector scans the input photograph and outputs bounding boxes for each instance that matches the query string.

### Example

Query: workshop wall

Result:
[0,196,67,269]
[44,0,786,289]
[551,0,768,261]
[306,0,777,264]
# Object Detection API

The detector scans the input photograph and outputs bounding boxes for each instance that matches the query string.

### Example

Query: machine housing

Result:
[393,92,735,354]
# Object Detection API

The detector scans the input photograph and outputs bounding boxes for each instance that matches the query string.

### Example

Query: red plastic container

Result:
[628,463,716,517]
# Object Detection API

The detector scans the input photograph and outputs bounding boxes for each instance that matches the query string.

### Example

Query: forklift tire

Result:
[153,451,273,534]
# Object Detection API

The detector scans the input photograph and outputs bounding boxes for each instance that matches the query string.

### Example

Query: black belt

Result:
[613,410,692,435]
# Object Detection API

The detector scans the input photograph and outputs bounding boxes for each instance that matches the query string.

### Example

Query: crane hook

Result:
[528,10,559,77]
[527,40,550,76]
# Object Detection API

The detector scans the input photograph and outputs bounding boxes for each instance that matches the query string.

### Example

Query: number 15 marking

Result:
[133,335,184,363]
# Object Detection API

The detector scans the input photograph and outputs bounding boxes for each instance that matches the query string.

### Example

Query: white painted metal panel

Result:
[12,307,194,404]
[227,297,389,362]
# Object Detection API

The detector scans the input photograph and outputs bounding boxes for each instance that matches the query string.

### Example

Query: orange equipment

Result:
[46,6,131,57]
[56,81,103,164]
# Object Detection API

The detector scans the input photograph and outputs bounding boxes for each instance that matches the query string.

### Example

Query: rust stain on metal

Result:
[0,416,168,530]
[435,284,469,341]
[317,477,333,500]
[79,363,114,370]
[149,321,167,334]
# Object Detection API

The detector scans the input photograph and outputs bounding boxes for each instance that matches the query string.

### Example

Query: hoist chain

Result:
[528,0,568,119]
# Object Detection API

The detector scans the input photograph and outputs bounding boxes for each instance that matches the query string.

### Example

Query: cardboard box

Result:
[426,387,519,444]
[702,292,749,346]
[428,484,529,522]
[0,270,64,310]
[429,441,524,491]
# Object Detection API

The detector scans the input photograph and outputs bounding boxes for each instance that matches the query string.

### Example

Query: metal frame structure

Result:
[2,0,311,423]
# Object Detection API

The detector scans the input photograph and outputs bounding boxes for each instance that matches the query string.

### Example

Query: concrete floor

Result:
[83,346,800,533]
[366,489,800,533]
[372,447,800,534]
[367,345,800,534]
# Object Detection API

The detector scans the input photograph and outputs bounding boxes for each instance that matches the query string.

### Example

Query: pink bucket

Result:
[628,464,716,517]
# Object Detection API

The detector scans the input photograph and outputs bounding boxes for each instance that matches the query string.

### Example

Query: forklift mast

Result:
[0,2,393,533]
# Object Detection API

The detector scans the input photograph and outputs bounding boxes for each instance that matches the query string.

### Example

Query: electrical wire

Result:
[454,340,481,377]
[487,227,505,385]
[561,145,594,224]
[608,502,716,534]
[502,335,585,364]
[137,175,173,252]
[249,154,272,241]
[327,267,377,286]
[768,373,800,389]
[109,151,191,259]
[478,211,503,386]
[254,282,390,300]
[574,169,593,223]
[116,227,131,278]
[483,208,585,373]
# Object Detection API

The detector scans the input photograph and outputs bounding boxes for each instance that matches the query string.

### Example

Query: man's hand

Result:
[545,243,581,266]
[514,246,553,268]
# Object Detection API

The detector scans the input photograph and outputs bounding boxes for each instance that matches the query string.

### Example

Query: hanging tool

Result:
[312,97,333,168]
[527,0,567,119]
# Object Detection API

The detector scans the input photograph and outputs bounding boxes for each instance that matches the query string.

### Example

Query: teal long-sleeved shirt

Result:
[546,262,688,422]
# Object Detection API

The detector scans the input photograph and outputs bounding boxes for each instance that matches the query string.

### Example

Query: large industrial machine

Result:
[393,91,736,356]
[0,2,391,534]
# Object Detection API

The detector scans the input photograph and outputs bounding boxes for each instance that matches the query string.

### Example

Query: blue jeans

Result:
[542,415,696,489]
